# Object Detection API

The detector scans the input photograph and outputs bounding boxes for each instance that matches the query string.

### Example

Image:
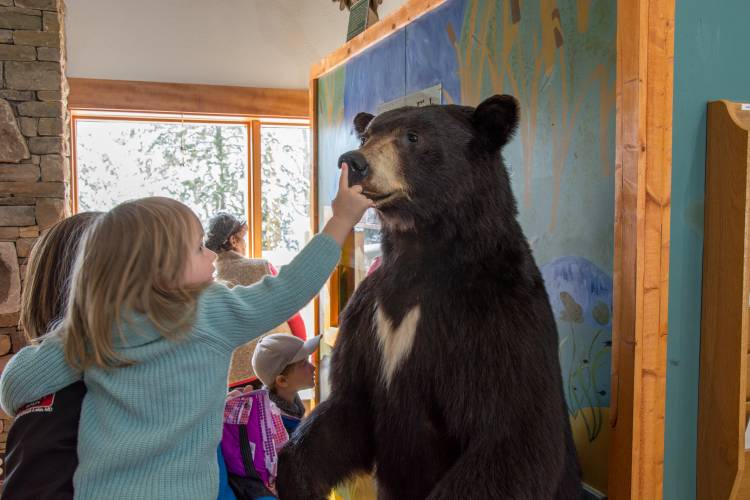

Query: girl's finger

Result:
[339,163,349,189]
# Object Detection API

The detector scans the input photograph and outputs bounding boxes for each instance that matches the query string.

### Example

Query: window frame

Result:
[71,113,309,260]
[68,79,311,262]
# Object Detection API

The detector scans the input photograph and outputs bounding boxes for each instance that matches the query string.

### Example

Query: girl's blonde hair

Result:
[61,197,209,369]
[20,211,101,342]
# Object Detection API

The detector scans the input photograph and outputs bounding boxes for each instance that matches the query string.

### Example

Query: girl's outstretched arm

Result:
[196,164,373,348]
[197,232,340,347]
[0,337,80,416]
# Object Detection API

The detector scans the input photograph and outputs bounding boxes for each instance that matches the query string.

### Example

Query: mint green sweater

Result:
[0,234,341,500]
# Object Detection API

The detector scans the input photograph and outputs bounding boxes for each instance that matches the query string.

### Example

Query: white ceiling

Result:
[64,0,408,89]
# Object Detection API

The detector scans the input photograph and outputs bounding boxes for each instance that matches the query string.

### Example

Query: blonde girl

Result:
[0,167,371,500]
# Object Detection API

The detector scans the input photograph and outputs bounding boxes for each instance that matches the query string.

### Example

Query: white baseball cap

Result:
[251,334,321,387]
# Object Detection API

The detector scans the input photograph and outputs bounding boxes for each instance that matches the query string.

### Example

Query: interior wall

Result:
[0,0,70,461]
[64,0,408,89]
[664,1,750,499]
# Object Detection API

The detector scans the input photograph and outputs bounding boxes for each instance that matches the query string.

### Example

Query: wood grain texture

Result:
[609,0,674,498]
[68,78,308,118]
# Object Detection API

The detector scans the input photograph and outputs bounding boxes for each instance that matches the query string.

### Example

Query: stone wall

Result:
[0,0,69,472]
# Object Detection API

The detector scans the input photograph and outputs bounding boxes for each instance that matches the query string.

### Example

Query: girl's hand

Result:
[332,164,374,226]
[322,164,375,246]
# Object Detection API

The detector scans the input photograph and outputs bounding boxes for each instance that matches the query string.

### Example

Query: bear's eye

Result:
[407,133,419,143]
[359,135,368,146]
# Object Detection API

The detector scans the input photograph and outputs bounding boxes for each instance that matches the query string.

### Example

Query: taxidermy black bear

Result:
[277,94,581,500]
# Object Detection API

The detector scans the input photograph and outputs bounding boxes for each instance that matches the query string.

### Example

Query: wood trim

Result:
[309,0,447,81]
[70,117,79,214]
[250,121,263,258]
[69,114,252,125]
[609,0,674,498]
[310,76,322,405]
[68,78,308,118]
[245,122,254,258]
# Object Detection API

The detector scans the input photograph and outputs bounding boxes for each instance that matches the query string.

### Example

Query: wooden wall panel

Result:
[609,0,674,498]
[68,78,308,118]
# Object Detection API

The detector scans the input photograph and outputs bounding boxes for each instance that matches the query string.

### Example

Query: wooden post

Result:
[609,0,674,498]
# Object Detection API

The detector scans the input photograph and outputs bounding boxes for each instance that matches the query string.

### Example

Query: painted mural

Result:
[316,0,615,494]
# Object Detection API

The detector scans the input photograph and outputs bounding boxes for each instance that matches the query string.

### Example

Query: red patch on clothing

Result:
[16,393,55,418]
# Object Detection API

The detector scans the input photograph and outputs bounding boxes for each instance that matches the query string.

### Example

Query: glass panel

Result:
[76,120,249,228]
[259,124,313,334]
[259,125,312,264]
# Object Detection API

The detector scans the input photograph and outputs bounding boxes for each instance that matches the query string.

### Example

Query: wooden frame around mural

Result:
[308,0,675,499]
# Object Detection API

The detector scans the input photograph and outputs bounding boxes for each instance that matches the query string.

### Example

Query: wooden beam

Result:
[68,78,308,118]
[609,0,674,498]
[310,75,322,406]
[309,0,447,81]
[250,121,263,258]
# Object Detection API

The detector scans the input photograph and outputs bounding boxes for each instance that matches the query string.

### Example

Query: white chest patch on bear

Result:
[374,303,421,387]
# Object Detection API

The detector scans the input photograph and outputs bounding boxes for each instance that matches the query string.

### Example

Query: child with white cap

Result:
[252,333,320,434]
[220,334,320,499]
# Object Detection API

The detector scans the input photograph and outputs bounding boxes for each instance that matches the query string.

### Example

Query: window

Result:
[75,118,249,228]
[257,123,314,332]
[72,113,313,330]
[259,124,312,266]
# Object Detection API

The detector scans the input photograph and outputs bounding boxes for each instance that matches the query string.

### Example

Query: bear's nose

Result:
[338,150,369,187]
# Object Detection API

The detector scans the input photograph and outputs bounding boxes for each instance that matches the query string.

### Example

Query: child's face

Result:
[230,225,248,255]
[281,359,315,392]
[183,225,217,286]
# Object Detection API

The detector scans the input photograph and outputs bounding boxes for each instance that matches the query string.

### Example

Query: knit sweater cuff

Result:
[290,233,342,288]
[0,338,80,416]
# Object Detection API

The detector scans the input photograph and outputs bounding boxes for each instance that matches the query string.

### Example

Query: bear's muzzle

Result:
[338,150,369,187]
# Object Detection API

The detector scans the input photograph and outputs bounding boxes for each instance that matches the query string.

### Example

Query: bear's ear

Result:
[471,95,519,149]
[353,112,375,135]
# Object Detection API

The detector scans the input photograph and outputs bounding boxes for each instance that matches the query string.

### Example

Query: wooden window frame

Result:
[68,78,315,266]
[308,0,675,499]
[68,78,311,261]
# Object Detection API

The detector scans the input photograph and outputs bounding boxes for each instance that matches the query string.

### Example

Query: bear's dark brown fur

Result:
[277,95,581,499]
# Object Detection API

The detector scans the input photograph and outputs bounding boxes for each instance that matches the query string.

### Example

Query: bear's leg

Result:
[554,425,583,499]
[277,395,374,500]
[376,484,397,500]
[425,439,579,500]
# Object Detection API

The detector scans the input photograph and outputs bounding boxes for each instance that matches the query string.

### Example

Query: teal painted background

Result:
[316,0,616,492]
[665,1,750,499]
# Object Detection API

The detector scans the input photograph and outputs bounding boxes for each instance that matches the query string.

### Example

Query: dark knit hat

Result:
[205,212,245,252]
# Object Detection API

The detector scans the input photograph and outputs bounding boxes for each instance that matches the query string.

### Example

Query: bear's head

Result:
[338,94,520,234]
